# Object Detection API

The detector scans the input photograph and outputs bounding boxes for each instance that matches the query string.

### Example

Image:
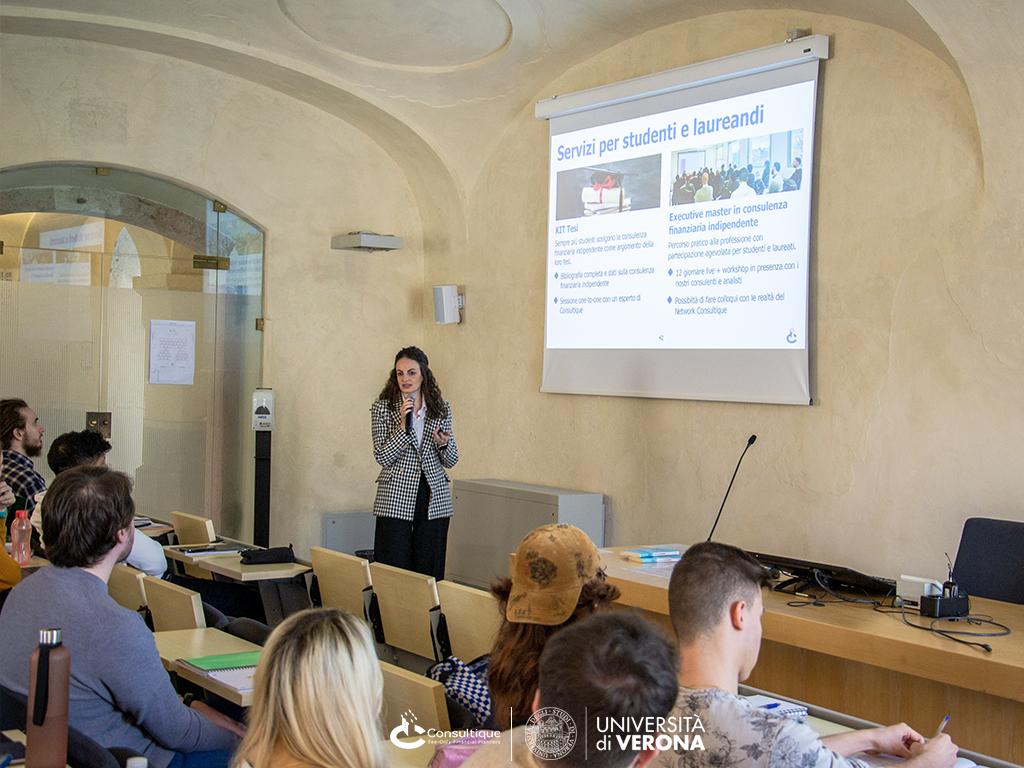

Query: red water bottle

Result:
[11,509,32,566]
[27,628,70,768]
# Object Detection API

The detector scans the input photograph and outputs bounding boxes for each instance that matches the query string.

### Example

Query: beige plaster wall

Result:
[3,7,1023,582]
[0,35,426,556]
[426,10,1021,580]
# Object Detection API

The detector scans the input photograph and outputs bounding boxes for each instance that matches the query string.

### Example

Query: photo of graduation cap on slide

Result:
[555,154,661,221]
[668,128,804,206]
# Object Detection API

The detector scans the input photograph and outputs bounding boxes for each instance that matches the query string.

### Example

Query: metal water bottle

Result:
[26,628,70,768]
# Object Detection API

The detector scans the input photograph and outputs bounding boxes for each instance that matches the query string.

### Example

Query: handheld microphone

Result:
[404,394,414,433]
[706,434,757,542]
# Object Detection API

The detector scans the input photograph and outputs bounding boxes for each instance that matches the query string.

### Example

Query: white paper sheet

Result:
[208,667,255,692]
[149,319,196,385]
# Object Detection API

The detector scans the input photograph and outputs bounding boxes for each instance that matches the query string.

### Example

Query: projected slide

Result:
[546,80,814,351]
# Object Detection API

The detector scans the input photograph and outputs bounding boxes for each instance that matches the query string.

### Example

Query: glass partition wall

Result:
[0,167,263,541]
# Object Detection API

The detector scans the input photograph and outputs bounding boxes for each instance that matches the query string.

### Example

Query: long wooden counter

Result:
[600,547,1024,764]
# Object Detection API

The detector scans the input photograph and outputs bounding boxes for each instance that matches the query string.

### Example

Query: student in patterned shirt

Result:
[652,542,959,768]
[0,398,47,514]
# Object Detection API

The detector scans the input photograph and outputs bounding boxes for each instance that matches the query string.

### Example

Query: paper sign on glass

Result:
[149,319,196,385]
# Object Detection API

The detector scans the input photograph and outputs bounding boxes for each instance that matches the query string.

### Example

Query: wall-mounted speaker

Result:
[433,284,462,324]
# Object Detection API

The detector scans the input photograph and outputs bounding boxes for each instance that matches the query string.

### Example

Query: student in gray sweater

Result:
[0,466,242,768]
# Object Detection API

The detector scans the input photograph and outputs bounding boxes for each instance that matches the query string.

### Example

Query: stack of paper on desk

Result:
[181,650,260,692]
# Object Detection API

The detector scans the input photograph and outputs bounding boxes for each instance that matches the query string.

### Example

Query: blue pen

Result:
[934,714,950,737]
[0,752,13,768]
[762,702,780,710]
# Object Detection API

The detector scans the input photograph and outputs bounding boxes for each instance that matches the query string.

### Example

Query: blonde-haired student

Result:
[233,608,386,768]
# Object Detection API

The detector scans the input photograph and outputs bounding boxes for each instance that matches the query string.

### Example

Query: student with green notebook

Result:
[0,466,245,768]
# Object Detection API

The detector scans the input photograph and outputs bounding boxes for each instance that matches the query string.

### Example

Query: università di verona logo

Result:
[526,708,706,760]
[526,708,578,760]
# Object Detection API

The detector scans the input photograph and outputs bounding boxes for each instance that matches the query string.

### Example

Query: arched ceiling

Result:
[0,0,992,240]
[0,2,969,157]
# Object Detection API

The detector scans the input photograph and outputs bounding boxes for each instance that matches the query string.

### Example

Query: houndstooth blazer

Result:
[371,398,459,521]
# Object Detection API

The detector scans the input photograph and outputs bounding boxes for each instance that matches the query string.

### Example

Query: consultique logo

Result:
[389,710,427,750]
[388,709,500,751]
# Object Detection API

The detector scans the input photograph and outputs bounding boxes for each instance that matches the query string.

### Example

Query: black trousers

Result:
[373,473,450,580]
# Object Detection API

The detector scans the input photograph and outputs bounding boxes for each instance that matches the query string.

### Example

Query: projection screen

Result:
[537,36,829,405]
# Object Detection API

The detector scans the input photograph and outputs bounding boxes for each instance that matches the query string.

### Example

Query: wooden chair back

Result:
[436,580,502,660]
[142,576,205,631]
[310,547,372,619]
[170,511,216,543]
[170,511,217,579]
[380,660,450,732]
[108,564,147,612]
[369,562,441,660]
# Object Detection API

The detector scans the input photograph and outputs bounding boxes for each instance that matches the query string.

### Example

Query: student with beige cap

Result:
[488,523,620,729]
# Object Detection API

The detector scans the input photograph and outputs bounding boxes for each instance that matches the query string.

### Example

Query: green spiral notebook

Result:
[183,650,261,671]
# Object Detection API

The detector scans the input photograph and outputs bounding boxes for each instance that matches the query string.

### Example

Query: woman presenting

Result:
[371,346,459,579]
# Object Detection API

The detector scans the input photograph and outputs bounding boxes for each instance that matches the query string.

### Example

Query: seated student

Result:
[653,542,959,768]
[488,523,620,729]
[232,608,385,768]
[0,466,242,768]
[465,611,679,768]
[32,429,167,576]
[0,398,47,518]
[41,433,266,640]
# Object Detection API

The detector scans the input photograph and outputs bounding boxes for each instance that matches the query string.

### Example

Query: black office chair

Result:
[0,684,142,768]
[952,517,1024,604]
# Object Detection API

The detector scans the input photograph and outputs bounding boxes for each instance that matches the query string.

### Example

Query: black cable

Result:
[772,567,861,607]
[873,603,1011,653]
[787,598,829,607]
[770,569,1012,653]
[812,570,882,606]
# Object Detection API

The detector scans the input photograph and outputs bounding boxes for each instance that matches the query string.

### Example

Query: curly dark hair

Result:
[487,572,621,730]
[0,398,29,450]
[376,346,446,419]
[47,429,112,474]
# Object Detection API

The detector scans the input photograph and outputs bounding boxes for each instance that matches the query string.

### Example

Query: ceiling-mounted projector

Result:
[330,231,403,252]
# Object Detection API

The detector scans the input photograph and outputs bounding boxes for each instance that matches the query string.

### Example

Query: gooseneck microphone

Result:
[706,434,757,542]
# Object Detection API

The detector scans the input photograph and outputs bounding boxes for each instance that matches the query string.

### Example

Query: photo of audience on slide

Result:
[669,129,804,206]
[555,154,661,220]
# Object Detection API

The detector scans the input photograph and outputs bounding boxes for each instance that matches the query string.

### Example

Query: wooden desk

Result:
[601,546,1024,764]
[138,523,174,538]
[163,547,249,568]
[163,548,309,581]
[163,547,311,624]
[154,628,261,708]
[154,628,261,669]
